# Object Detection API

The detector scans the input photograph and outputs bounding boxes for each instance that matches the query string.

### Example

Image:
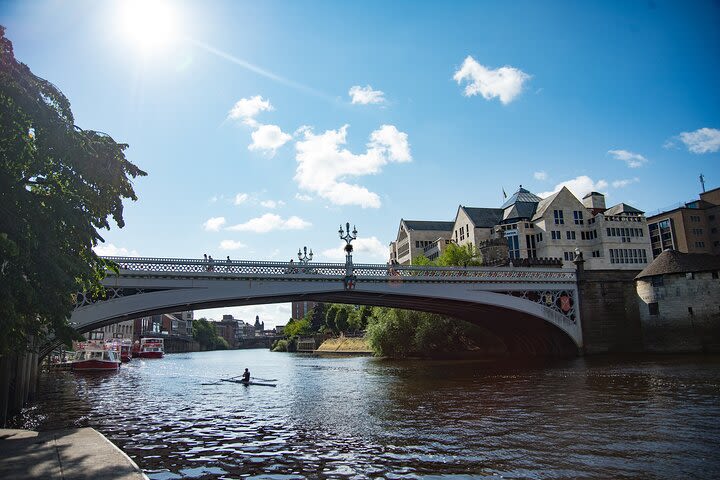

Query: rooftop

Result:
[403,220,455,231]
[501,186,542,209]
[635,249,720,279]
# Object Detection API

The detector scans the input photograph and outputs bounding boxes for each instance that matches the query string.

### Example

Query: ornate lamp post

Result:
[297,246,313,265]
[339,222,357,283]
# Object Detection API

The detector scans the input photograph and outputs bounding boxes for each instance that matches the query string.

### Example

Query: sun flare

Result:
[118,0,178,53]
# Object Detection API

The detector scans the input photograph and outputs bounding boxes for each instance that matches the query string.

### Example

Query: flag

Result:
[502,187,507,199]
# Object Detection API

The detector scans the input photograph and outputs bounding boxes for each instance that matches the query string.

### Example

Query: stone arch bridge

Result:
[48,256,583,356]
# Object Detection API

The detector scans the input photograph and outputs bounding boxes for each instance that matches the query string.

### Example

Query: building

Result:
[253,315,265,334]
[391,185,652,270]
[635,249,720,352]
[85,319,134,341]
[646,186,720,258]
[389,219,455,265]
[292,300,317,320]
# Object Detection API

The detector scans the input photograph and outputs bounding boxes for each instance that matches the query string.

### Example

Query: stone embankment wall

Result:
[315,336,372,354]
[636,272,720,352]
[0,348,39,426]
[577,269,644,354]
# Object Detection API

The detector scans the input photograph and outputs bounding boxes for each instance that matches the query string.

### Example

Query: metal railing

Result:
[102,256,576,283]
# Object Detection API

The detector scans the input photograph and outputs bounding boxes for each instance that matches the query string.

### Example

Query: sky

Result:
[2,0,719,327]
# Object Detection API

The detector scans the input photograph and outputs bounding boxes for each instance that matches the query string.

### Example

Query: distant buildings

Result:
[646,186,720,258]
[292,300,317,320]
[390,185,653,270]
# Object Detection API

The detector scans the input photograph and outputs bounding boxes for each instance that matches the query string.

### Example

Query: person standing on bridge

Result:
[242,368,250,383]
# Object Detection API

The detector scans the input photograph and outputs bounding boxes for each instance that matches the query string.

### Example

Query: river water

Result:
[12,350,720,479]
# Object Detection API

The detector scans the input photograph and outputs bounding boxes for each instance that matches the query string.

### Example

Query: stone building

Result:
[390,185,652,270]
[635,249,720,352]
[646,186,720,258]
[389,219,454,265]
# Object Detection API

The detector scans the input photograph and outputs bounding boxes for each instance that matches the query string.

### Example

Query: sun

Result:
[117,0,178,54]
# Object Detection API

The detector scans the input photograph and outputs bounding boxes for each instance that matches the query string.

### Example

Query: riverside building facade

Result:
[390,186,652,270]
[646,186,720,258]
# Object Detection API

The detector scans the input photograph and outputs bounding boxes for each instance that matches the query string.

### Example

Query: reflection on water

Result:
[13,351,720,479]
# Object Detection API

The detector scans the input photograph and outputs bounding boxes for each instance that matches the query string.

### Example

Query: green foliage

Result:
[412,254,433,266]
[310,302,326,331]
[284,317,311,337]
[437,243,483,267]
[271,339,289,352]
[192,318,227,351]
[0,28,146,353]
[365,307,488,358]
[334,307,349,332]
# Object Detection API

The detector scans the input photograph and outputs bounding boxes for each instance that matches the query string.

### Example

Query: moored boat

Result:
[71,344,121,372]
[136,337,164,359]
[106,339,133,362]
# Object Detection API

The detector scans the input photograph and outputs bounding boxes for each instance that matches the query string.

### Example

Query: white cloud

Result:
[227,95,273,126]
[612,177,640,189]
[534,171,548,180]
[538,176,608,199]
[679,127,720,154]
[295,193,313,202]
[234,193,249,205]
[226,213,311,233]
[203,216,226,232]
[348,85,386,105]
[453,55,530,104]
[249,124,292,156]
[320,236,388,262]
[260,199,285,209]
[294,124,412,208]
[219,240,246,250]
[94,243,139,257]
[608,149,647,168]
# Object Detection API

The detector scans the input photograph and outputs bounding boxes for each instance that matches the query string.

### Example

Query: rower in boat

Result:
[242,368,250,384]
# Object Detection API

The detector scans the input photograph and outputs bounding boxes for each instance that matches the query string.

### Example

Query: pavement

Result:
[0,427,147,479]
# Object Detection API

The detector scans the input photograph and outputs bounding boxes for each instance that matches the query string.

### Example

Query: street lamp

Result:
[297,246,313,265]
[339,222,357,276]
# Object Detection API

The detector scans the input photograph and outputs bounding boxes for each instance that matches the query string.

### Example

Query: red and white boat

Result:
[136,337,164,359]
[71,343,121,372]
[106,339,133,362]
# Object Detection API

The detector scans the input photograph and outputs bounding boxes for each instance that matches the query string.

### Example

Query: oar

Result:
[200,374,244,386]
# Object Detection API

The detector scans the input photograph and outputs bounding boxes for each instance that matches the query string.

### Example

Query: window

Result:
[526,234,537,259]
[566,230,576,240]
[573,210,584,225]
[554,210,564,225]
[688,307,694,316]
[507,235,520,259]
[648,302,659,316]
[536,232,543,242]
[695,241,705,248]
[563,251,575,261]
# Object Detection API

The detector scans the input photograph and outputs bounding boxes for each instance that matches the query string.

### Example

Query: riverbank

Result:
[315,336,372,354]
[0,427,147,479]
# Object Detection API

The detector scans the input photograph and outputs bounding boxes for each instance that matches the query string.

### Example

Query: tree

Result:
[334,307,349,333]
[284,317,311,337]
[437,243,483,267]
[0,27,146,353]
[324,304,340,332]
[192,318,227,350]
[310,302,326,331]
